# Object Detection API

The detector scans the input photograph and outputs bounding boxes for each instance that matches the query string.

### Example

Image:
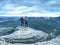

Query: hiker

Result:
[24,17,28,27]
[20,17,24,26]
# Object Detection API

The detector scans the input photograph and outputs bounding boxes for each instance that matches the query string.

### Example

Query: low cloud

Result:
[0,12,60,17]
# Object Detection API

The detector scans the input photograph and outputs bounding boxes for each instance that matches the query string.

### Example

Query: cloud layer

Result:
[0,0,60,17]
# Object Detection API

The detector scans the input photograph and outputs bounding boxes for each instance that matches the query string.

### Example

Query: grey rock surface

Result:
[0,26,60,45]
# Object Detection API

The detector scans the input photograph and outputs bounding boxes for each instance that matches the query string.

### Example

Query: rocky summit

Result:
[0,26,48,44]
[0,26,60,45]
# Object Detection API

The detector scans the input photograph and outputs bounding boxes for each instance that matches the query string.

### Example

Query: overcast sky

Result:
[0,0,60,17]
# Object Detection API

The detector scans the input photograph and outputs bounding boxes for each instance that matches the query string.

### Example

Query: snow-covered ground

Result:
[0,26,60,45]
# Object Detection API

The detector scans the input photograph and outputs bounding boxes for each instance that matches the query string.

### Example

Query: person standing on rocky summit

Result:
[20,17,24,27]
[24,17,28,27]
